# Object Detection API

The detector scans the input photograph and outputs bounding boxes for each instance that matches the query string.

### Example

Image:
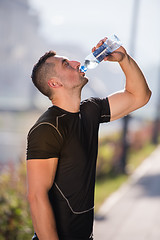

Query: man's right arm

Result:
[27,158,59,240]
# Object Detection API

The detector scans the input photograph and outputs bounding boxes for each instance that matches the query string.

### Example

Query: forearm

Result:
[29,194,59,240]
[119,53,151,105]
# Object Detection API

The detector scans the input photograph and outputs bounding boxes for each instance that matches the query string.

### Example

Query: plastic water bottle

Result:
[80,35,122,73]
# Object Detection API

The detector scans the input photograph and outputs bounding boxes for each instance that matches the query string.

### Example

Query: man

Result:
[26,38,151,240]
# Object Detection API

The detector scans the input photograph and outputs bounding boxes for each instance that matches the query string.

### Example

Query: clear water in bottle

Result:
[80,35,122,73]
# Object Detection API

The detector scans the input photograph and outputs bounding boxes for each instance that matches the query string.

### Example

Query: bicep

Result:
[108,90,137,121]
[27,158,58,196]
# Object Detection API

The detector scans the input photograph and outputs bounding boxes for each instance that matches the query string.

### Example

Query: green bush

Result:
[0,160,33,240]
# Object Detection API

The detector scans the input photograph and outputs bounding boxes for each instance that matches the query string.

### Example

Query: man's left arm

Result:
[105,46,151,121]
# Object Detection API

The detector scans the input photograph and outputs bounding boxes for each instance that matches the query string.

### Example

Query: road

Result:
[94,145,160,240]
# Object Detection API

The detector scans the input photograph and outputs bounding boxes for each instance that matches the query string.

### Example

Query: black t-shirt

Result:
[27,97,110,240]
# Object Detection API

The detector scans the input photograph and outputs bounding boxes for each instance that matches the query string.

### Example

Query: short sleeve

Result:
[99,97,111,123]
[89,97,111,123]
[26,123,63,160]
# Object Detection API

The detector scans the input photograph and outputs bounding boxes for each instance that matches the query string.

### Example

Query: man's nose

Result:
[70,61,80,69]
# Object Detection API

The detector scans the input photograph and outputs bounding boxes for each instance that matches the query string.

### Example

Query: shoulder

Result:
[81,97,110,110]
[81,97,100,109]
[28,122,63,141]
[81,97,110,123]
[28,107,65,141]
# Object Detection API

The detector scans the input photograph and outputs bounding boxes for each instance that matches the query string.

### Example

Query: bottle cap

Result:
[80,65,87,73]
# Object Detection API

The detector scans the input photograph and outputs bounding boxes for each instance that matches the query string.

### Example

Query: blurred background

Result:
[0,0,160,239]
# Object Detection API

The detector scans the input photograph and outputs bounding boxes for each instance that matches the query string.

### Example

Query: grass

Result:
[95,174,128,211]
[126,142,157,173]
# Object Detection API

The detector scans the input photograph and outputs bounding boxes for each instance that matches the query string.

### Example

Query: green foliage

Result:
[97,132,122,177]
[126,141,156,173]
[95,174,128,211]
[96,143,115,176]
[0,161,33,240]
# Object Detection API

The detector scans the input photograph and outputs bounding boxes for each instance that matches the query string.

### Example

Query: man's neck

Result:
[51,92,81,113]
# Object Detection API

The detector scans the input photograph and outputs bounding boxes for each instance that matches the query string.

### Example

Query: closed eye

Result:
[62,59,70,67]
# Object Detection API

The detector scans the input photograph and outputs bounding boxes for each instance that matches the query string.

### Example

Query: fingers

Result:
[92,46,96,53]
[97,37,107,47]
[92,37,107,52]
[104,50,126,62]
[103,56,109,61]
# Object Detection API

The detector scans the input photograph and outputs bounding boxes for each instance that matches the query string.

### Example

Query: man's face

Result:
[49,55,88,90]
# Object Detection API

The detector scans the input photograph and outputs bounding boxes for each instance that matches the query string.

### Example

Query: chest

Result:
[57,113,99,175]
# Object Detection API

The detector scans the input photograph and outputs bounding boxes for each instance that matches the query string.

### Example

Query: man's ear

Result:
[48,78,63,88]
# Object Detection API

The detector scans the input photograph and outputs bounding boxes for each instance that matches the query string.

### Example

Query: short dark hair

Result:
[31,50,56,99]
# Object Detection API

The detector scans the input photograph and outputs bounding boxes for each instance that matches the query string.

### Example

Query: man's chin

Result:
[82,74,88,82]
[81,77,88,89]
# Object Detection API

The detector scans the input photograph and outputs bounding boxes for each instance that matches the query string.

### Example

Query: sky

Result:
[28,0,160,70]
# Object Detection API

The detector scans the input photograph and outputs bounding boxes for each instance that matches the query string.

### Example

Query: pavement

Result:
[94,145,160,240]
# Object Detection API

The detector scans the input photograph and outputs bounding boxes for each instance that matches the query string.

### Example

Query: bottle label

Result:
[93,42,112,62]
